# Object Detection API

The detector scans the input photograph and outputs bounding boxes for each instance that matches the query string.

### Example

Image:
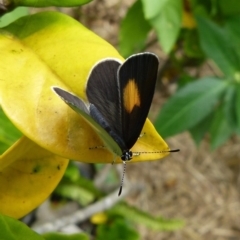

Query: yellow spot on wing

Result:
[123,79,140,113]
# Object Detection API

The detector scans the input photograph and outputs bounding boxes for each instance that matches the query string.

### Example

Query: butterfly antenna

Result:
[168,149,180,152]
[118,161,126,196]
[135,149,180,155]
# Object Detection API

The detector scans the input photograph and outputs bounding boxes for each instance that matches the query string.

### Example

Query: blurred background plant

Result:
[1,0,240,239]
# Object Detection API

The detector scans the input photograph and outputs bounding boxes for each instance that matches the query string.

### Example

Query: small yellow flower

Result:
[90,212,108,224]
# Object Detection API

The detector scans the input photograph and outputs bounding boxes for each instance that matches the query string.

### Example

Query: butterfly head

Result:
[121,150,133,161]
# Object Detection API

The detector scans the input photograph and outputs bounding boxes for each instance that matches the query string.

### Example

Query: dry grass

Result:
[127,134,240,240]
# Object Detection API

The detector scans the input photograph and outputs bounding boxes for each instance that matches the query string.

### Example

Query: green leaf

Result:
[43,232,89,240]
[96,218,140,240]
[223,84,238,129]
[13,0,92,7]
[155,78,228,137]
[209,104,234,149]
[0,7,29,28]
[149,0,182,53]
[63,162,80,182]
[119,0,151,57]
[141,0,169,19]
[218,0,240,16]
[190,111,214,146]
[225,16,240,76]
[109,203,184,231]
[0,214,44,240]
[197,16,240,77]
[54,182,95,206]
[225,16,240,43]
[55,163,102,205]
[0,108,22,154]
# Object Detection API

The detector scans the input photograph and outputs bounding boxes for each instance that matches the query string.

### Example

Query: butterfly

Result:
[52,52,179,195]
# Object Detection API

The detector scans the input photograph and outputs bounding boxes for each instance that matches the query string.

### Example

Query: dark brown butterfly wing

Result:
[117,53,159,149]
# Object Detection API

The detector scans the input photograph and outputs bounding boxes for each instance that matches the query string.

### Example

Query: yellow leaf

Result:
[4,11,124,100]
[0,136,68,218]
[0,12,170,163]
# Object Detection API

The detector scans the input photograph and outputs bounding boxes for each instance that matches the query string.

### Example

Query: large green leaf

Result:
[149,0,182,53]
[119,0,151,57]
[197,16,240,77]
[0,214,44,240]
[155,78,228,137]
